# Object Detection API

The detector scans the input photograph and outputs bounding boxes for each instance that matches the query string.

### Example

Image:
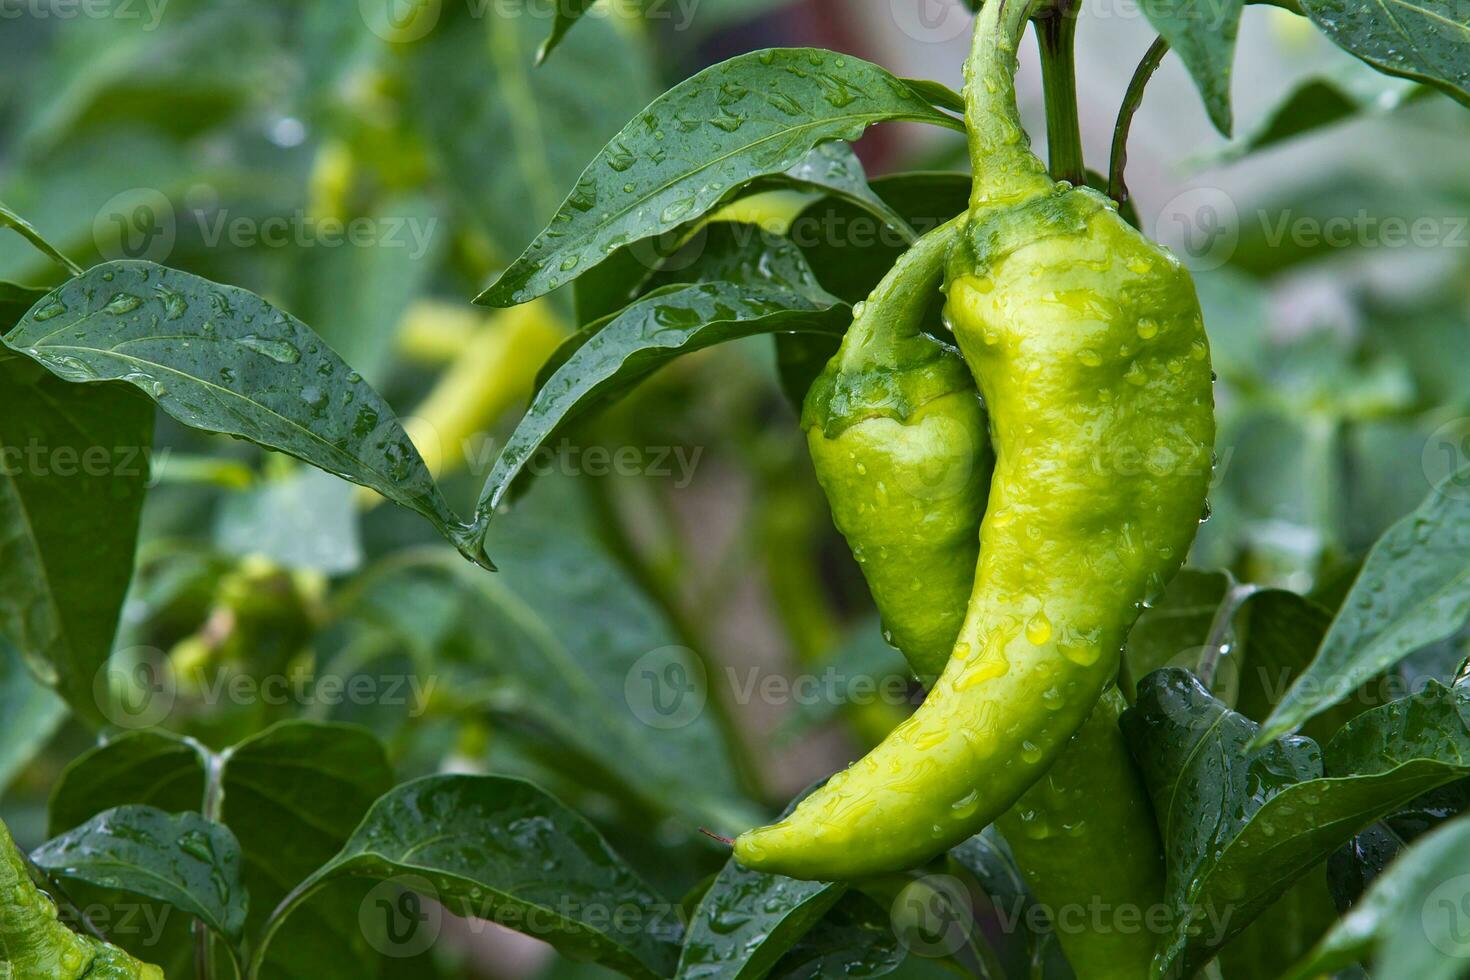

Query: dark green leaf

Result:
[1257,466,1470,744]
[49,731,208,836]
[406,0,657,263]
[0,637,65,796]
[766,892,904,980]
[3,260,481,566]
[0,281,49,325]
[258,774,681,980]
[949,829,1072,979]
[675,851,843,979]
[1300,0,1470,108]
[50,721,392,980]
[346,530,751,830]
[1222,59,1425,159]
[476,48,963,307]
[573,143,891,325]
[1282,814,1470,980]
[471,281,846,533]
[1124,669,1470,976]
[33,805,247,942]
[791,172,970,305]
[1123,569,1231,686]
[1137,0,1244,135]
[538,0,601,63]
[0,339,152,724]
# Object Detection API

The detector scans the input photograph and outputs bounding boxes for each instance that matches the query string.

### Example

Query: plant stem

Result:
[963,0,1054,211]
[1108,36,1170,206]
[1035,2,1085,186]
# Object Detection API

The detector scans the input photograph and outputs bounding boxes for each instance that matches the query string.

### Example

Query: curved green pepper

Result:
[804,203,1167,979]
[1,819,163,979]
[802,216,991,686]
[734,0,1213,881]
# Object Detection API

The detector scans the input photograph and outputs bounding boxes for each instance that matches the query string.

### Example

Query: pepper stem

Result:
[836,216,963,373]
[964,0,1054,211]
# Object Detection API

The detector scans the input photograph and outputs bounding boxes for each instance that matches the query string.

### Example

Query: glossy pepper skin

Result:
[803,217,992,686]
[0,819,163,979]
[997,688,1166,977]
[734,0,1214,881]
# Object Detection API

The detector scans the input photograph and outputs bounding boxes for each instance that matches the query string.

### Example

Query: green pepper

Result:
[996,688,1165,978]
[806,204,1167,980]
[802,216,991,687]
[0,819,163,979]
[734,0,1214,881]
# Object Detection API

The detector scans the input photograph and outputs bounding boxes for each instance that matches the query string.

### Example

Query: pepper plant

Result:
[2,0,1470,978]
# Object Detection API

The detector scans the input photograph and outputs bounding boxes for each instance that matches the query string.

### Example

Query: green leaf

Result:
[3,260,482,567]
[948,829,1072,979]
[0,340,153,725]
[0,638,64,797]
[1256,466,1470,744]
[280,196,445,387]
[675,853,844,979]
[50,722,393,980]
[49,731,208,836]
[256,774,681,980]
[791,172,970,305]
[572,143,898,326]
[765,892,904,980]
[32,805,247,943]
[0,281,49,325]
[1136,0,1244,135]
[471,281,846,533]
[406,0,657,264]
[1300,0,1470,108]
[345,524,751,830]
[1123,669,1470,976]
[1283,813,1470,980]
[475,48,963,307]
[1122,569,1231,686]
[538,0,602,63]
[1220,58,1425,160]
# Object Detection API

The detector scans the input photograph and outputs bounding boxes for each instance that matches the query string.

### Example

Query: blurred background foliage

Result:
[2,0,1468,975]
